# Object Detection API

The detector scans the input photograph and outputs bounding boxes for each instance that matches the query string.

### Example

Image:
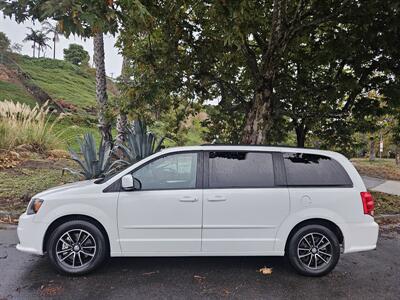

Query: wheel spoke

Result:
[316,253,328,263]
[72,253,76,267]
[299,252,312,258]
[57,248,71,255]
[319,241,331,249]
[77,230,83,244]
[80,234,90,245]
[307,255,313,267]
[77,252,83,266]
[60,237,71,247]
[316,236,325,247]
[311,234,316,247]
[298,247,310,251]
[81,250,95,257]
[303,237,312,248]
[319,251,332,257]
[66,232,75,244]
[60,251,74,262]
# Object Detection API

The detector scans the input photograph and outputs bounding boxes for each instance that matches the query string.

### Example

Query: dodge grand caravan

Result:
[17,145,378,276]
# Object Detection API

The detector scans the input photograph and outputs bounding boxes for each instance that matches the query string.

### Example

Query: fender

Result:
[37,202,122,256]
[273,208,351,254]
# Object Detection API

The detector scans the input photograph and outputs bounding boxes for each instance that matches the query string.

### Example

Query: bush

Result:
[0,100,64,151]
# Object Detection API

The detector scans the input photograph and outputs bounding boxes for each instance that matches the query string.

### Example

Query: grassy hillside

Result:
[17,56,98,108]
[0,81,37,106]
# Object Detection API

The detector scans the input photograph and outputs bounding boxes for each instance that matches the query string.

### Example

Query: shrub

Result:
[0,100,64,151]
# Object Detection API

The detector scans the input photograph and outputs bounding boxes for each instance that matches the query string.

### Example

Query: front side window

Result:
[283,153,352,187]
[208,151,275,188]
[132,152,198,190]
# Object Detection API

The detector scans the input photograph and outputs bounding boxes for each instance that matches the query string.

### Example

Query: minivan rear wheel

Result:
[287,224,340,276]
[47,220,107,275]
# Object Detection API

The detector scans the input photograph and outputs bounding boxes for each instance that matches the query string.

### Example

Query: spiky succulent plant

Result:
[115,120,165,165]
[63,133,115,179]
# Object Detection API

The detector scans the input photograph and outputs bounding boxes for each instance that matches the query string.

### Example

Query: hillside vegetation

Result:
[0,54,116,110]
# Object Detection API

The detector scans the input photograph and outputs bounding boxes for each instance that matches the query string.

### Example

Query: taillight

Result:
[360,192,374,216]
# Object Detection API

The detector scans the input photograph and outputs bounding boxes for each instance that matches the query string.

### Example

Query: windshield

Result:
[93,165,127,184]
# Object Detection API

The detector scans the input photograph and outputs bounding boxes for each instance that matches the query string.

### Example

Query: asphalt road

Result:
[0,224,399,300]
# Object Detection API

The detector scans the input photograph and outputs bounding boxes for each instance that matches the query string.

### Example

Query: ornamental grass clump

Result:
[0,100,64,151]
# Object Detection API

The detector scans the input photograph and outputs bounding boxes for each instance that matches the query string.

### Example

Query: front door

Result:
[118,152,202,254]
[202,151,290,254]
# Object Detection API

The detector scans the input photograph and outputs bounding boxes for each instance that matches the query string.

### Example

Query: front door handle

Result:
[207,196,227,202]
[179,196,198,202]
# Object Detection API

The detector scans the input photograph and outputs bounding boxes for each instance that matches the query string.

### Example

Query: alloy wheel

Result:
[55,229,97,269]
[297,232,333,270]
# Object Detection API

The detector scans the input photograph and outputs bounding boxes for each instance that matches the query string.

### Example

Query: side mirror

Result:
[121,174,142,191]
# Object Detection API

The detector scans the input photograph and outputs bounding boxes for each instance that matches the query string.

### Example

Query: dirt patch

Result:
[0,64,21,85]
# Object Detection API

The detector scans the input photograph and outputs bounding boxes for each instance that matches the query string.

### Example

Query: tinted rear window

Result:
[208,151,274,188]
[283,153,352,187]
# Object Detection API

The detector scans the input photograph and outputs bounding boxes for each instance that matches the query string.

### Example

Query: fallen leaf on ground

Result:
[142,270,159,276]
[258,266,273,275]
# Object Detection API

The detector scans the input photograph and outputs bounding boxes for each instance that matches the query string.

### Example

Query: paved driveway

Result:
[362,176,400,196]
[0,225,399,300]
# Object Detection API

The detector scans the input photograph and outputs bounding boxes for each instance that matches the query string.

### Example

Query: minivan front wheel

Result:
[47,220,107,275]
[287,225,340,276]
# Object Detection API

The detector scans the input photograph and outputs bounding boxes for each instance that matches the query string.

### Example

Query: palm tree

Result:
[42,21,61,59]
[36,31,51,57]
[23,27,40,58]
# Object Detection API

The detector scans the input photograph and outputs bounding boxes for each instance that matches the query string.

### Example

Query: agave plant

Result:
[63,133,114,179]
[116,120,165,165]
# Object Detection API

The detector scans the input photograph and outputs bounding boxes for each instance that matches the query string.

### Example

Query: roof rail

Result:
[200,143,321,150]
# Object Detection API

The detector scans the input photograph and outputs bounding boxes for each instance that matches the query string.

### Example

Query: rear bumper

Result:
[343,220,379,253]
[16,213,48,256]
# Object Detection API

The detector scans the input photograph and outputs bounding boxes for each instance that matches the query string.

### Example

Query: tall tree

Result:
[42,21,60,59]
[36,30,51,57]
[63,43,89,66]
[0,0,147,145]
[23,27,40,57]
[120,0,357,144]
[115,55,130,144]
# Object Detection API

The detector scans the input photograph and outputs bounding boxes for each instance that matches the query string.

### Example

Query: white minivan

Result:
[17,145,378,276]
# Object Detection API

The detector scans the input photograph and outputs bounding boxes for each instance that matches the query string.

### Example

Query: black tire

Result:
[287,224,340,277]
[46,220,107,275]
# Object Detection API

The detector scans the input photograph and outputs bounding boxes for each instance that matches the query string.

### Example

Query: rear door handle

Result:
[207,196,227,202]
[179,196,198,202]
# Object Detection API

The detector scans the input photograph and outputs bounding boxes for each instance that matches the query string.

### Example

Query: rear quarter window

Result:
[283,153,353,187]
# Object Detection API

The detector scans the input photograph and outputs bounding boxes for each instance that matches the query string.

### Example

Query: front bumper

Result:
[16,213,48,255]
[343,220,379,253]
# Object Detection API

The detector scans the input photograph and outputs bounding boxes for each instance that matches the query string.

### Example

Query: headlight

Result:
[27,198,44,215]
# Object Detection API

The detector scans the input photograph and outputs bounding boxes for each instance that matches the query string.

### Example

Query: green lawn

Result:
[351,158,400,181]
[0,81,37,106]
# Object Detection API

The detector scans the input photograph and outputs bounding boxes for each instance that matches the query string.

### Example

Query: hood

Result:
[34,179,97,199]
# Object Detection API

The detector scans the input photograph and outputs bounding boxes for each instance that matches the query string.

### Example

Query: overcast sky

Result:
[0,12,123,77]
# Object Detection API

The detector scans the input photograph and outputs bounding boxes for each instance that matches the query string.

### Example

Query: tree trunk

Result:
[38,47,40,58]
[53,36,56,59]
[241,87,273,144]
[115,114,128,144]
[32,42,35,58]
[295,125,307,148]
[115,55,130,144]
[396,145,400,165]
[93,32,112,145]
[369,137,375,161]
